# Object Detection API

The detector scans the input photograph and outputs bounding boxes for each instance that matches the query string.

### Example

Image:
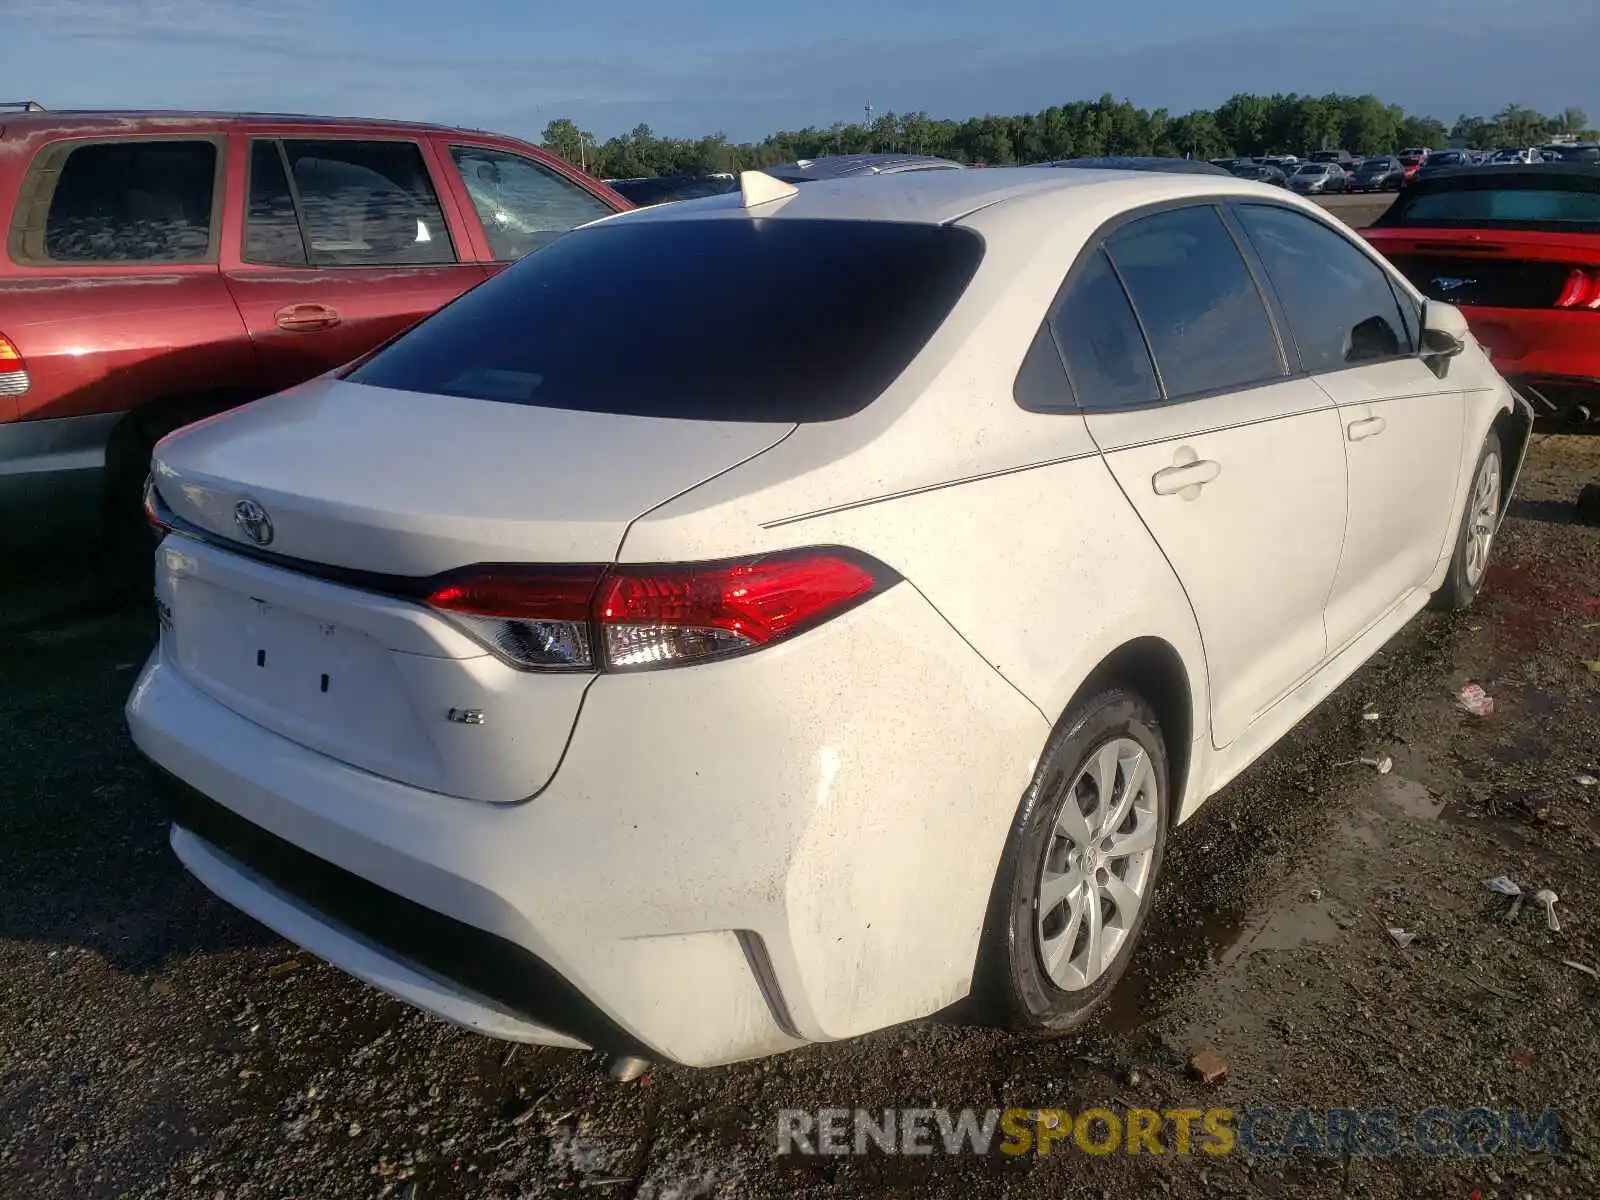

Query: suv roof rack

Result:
[0,101,45,112]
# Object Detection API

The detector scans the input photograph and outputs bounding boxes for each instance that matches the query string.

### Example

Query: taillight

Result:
[0,332,29,396]
[426,566,605,671]
[1555,267,1600,309]
[425,550,894,672]
[141,474,172,533]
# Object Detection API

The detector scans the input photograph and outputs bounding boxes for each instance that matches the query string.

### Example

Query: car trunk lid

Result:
[150,377,794,801]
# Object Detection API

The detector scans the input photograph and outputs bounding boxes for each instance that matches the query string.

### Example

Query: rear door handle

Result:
[1347,415,1387,442]
[274,303,342,332]
[1152,454,1222,499]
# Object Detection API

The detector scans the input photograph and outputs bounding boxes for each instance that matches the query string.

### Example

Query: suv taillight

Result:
[1554,268,1600,309]
[0,332,29,396]
[425,549,894,672]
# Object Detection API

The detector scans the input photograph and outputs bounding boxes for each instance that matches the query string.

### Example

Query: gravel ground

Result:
[3,432,1598,1200]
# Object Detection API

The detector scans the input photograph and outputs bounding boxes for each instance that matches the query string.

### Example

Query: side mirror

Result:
[1420,300,1469,379]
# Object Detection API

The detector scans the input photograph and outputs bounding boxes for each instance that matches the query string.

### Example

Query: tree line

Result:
[541,95,1594,179]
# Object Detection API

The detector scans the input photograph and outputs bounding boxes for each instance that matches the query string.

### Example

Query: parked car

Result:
[1398,147,1433,162]
[1289,162,1348,193]
[1350,157,1405,191]
[130,165,1531,1069]
[1034,156,1234,176]
[0,105,629,553]
[1398,154,1429,183]
[1231,163,1290,187]
[761,154,964,183]
[1363,163,1600,424]
[1487,148,1541,166]
[1308,149,1356,166]
[605,173,737,206]
[1542,142,1600,165]
[1413,149,1472,179]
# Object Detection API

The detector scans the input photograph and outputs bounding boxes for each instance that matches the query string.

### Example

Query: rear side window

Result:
[348,218,984,421]
[245,139,456,267]
[448,146,613,260]
[1235,204,1413,372]
[1106,206,1285,398]
[9,139,217,264]
[1050,248,1160,409]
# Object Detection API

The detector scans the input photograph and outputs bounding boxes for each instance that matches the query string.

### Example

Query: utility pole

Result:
[865,103,873,149]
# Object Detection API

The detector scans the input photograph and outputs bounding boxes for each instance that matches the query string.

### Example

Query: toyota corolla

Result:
[129,166,1532,1069]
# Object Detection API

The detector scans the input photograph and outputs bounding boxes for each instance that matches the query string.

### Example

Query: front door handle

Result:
[1152,450,1222,499]
[1347,415,1387,442]
[274,303,342,332]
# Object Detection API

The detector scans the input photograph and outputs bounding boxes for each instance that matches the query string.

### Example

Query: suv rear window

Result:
[10,139,218,264]
[347,218,985,421]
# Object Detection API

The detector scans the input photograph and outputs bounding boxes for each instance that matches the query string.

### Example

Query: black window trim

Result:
[1033,197,1296,415]
[1226,198,1427,376]
[7,132,229,268]
[240,134,461,269]
[446,142,616,263]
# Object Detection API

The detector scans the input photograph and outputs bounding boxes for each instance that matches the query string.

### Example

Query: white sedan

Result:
[129,166,1532,1068]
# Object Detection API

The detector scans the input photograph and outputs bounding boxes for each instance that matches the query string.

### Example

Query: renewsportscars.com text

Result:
[775,1106,1565,1159]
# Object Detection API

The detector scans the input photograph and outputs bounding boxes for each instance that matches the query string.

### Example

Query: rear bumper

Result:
[1460,307,1600,404]
[0,412,120,549]
[127,576,1047,1066]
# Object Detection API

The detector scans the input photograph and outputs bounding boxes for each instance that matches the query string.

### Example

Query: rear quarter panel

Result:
[618,185,1214,819]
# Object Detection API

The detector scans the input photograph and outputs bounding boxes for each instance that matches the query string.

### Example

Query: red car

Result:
[1363,163,1600,424]
[0,105,629,552]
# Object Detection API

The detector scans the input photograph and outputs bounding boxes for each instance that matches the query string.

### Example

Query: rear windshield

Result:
[348,218,985,421]
[1380,180,1600,231]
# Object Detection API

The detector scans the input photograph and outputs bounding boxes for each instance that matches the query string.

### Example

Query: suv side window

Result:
[448,146,613,261]
[9,140,218,264]
[1235,204,1413,372]
[245,139,456,267]
[1050,247,1160,409]
[1105,205,1286,399]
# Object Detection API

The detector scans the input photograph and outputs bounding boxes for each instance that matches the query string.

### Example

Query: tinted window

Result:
[279,140,455,266]
[244,141,307,265]
[1106,207,1284,398]
[450,146,613,260]
[1051,248,1160,409]
[1388,185,1600,229]
[18,140,215,263]
[348,219,984,421]
[1236,205,1411,371]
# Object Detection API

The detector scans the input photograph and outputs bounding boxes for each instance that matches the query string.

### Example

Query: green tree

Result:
[1491,104,1554,147]
[1556,107,1589,136]
[1396,114,1448,149]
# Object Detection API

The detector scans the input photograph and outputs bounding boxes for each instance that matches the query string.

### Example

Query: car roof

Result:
[599,165,1290,230]
[1404,162,1600,184]
[0,107,472,135]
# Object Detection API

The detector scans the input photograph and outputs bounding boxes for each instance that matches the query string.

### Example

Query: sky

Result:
[1,0,1596,144]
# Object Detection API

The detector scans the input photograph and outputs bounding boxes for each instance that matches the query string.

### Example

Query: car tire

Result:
[1576,483,1600,527]
[973,688,1170,1033]
[1432,428,1504,611]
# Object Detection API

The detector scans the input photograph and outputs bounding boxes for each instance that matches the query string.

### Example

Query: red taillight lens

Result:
[596,552,883,670]
[1555,268,1600,310]
[424,551,891,672]
[142,474,171,533]
[426,566,605,670]
[0,332,29,396]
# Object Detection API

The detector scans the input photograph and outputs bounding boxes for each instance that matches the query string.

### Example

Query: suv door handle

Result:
[1152,453,1221,499]
[1347,415,1387,442]
[274,303,342,332]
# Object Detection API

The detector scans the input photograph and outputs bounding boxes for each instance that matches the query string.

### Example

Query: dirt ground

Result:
[4,426,1599,1200]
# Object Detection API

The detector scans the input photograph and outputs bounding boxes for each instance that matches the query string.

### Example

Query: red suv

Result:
[0,106,628,552]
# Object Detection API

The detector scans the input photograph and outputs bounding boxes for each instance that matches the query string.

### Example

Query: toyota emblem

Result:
[233,497,274,546]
